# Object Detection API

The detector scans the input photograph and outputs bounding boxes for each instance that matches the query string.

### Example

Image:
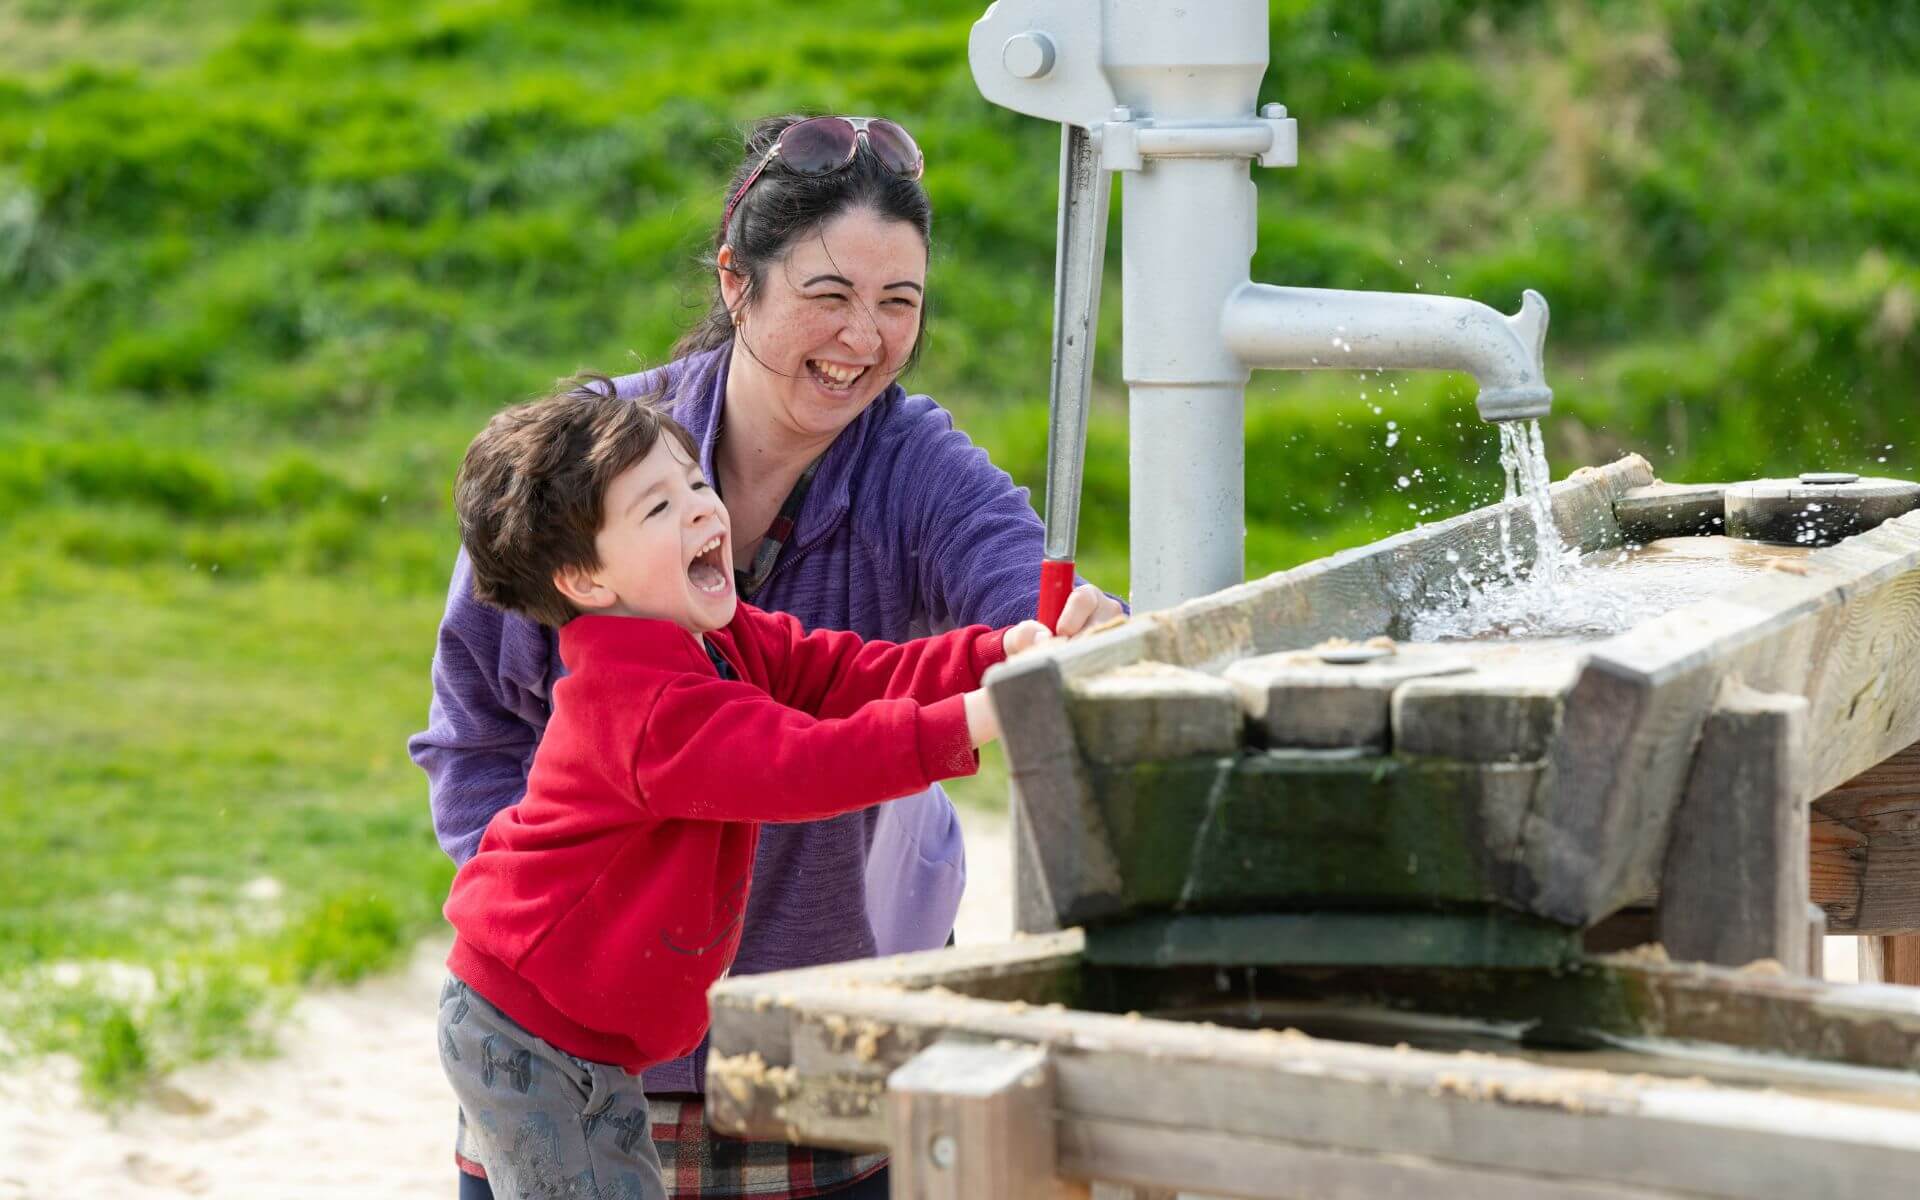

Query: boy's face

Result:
[555,437,737,634]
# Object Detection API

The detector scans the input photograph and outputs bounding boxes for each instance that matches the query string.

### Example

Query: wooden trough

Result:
[984,454,1920,972]
[707,931,1920,1198]
[706,454,1920,1197]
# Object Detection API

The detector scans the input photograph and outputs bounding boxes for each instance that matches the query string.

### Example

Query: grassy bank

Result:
[2,0,1916,1094]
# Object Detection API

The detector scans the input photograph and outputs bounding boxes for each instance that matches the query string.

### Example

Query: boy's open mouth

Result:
[688,534,729,594]
[807,359,866,393]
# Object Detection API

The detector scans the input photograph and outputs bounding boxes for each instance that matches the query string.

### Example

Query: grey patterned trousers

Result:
[438,976,667,1200]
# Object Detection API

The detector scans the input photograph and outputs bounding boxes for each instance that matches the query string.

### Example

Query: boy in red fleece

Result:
[435,383,1062,1200]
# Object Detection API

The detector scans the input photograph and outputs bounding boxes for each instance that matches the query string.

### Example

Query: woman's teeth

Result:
[809,360,864,390]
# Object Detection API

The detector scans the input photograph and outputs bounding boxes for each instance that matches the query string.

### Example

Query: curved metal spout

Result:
[1222,284,1553,421]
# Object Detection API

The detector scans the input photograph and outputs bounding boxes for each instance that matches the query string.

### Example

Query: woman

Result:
[410,114,1122,1200]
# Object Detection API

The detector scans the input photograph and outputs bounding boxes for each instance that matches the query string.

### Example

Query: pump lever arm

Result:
[1038,122,1112,631]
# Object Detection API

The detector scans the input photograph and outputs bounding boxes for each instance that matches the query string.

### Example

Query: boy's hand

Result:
[963,688,1000,748]
[1053,584,1124,637]
[1003,619,1055,657]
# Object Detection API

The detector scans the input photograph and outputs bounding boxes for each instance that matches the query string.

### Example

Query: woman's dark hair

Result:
[674,114,933,373]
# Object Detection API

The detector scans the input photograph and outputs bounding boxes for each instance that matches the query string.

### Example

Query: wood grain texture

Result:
[1657,687,1811,972]
[1860,934,1920,986]
[888,1042,1072,1200]
[1809,739,1920,934]
[986,653,1123,933]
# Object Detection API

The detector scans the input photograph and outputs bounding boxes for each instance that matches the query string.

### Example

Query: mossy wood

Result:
[987,454,1920,935]
[706,935,1920,1199]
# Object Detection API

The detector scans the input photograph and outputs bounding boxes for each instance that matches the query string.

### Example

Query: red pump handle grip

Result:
[1037,558,1076,633]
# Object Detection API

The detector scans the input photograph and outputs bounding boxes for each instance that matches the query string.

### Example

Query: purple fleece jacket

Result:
[409,344,1080,1093]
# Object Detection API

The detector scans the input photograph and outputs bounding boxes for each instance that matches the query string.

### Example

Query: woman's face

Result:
[721,206,927,442]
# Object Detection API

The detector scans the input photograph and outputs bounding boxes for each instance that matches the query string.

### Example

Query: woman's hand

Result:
[1002,619,1055,657]
[1053,584,1125,637]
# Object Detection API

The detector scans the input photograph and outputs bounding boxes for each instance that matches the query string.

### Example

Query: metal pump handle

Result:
[1037,122,1112,629]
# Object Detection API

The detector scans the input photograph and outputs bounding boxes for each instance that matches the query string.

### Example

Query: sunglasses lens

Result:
[778,117,859,175]
[865,119,924,179]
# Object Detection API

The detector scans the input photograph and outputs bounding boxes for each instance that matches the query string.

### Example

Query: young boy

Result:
[435,383,1055,1200]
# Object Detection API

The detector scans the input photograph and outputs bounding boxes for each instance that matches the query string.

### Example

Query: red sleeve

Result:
[739,607,1008,720]
[631,675,980,823]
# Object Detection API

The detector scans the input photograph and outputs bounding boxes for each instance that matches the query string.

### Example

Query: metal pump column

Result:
[973,0,1553,613]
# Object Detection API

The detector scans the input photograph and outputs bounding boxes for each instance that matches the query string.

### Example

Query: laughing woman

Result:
[410,114,1122,1200]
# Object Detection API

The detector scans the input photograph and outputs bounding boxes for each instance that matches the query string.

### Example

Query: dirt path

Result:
[0,811,1013,1200]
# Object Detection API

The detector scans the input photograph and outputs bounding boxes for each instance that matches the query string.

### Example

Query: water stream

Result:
[1408,421,1806,642]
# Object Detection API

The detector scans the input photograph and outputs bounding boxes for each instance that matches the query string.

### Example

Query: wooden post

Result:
[1657,685,1811,972]
[887,1041,1083,1200]
[1860,934,1920,986]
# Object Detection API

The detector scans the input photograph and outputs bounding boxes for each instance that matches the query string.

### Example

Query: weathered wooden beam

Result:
[1613,482,1728,543]
[1065,663,1241,764]
[888,1041,1079,1200]
[1083,753,1539,918]
[1062,1120,1698,1200]
[1657,686,1811,972]
[1391,647,1583,763]
[987,652,1125,933]
[1225,646,1470,750]
[1810,739,1920,935]
[1724,477,1919,546]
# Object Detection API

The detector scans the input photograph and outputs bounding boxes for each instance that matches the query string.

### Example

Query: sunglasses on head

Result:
[720,116,925,243]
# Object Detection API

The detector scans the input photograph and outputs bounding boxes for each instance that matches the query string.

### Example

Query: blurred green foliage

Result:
[2,0,1917,1090]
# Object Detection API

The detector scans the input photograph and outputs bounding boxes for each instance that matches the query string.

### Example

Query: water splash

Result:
[1414,419,1578,639]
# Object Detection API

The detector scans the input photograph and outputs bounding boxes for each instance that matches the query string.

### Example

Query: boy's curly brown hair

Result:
[455,377,700,628]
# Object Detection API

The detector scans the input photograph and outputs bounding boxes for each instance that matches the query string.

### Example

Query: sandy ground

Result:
[0,807,1877,1199]
[0,810,1014,1200]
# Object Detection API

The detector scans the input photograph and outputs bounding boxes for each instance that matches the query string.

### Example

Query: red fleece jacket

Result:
[444,605,1006,1071]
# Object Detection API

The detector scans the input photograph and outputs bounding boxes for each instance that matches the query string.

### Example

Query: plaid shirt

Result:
[457,1095,886,1199]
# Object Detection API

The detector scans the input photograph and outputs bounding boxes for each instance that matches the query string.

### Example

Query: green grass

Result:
[3,0,1919,1096]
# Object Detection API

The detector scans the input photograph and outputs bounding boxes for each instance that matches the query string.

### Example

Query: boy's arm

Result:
[748,607,1011,720]
[631,675,982,823]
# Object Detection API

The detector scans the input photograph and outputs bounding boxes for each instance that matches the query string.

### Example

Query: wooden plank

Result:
[1391,646,1583,763]
[1521,509,1920,926]
[1065,662,1242,764]
[1614,481,1729,543]
[708,960,1920,1197]
[1810,739,1920,934]
[888,1042,1079,1200]
[1657,685,1811,972]
[1225,646,1472,751]
[1085,753,1539,916]
[986,653,1125,932]
[1062,1115,1698,1200]
[1724,477,1919,546]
